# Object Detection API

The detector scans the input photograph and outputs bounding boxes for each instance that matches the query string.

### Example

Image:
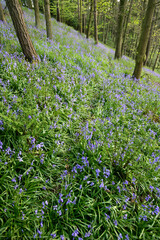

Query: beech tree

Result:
[44,0,52,39]
[0,2,6,23]
[133,0,156,79]
[114,0,127,59]
[33,0,40,28]
[6,0,39,62]
[94,0,98,44]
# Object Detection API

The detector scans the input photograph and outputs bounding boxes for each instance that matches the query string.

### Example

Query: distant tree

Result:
[152,47,160,71]
[79,0,82,33]
[0,2,6,23]
[33,0,40,28]
[6,0,39,62]
[133,0,156,79]
[94,0,98,44]
[121,0,133,56]
[86,0,93,39]
[44,0,52,39]
[114,0,127,59]
[57,0,60,22]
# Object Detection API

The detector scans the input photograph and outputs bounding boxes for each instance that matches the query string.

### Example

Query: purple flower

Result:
[72,229,79,237]
[85,232,91,237]
[118,233,123,239]
[12,178,16,183]
[95,169,100,177]
[51,233,56,238]
[125,234,129,240]
[113,220,118,226]
[99,179,104,188]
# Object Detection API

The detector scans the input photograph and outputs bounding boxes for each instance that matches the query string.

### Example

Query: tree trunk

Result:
[57,0,61,22]
[114,0,127,59]
[44,0,52,40]
[143,18,154,66]
[86,0,93,39]
[79,0,82,33]
[152,47,160,71]
[132,0,156,79]
[78,0,80,29]
[121,0,133,56]
[33,0,40,28]
[94,0,98,44]
[6,0,38,62]
[0,3,6,23]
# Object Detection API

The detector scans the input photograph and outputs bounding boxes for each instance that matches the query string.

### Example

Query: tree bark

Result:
[94,0,98,44]
[44,0,52,40]
[0,3,6,23]
[86,0,93,39]
[114,0,127,59]
[6,0,38,62]
[33,0,40,28]
[57,0,61,22]
[152,47,160,71]
[133,0,156,79]
[79,0,82,33]
[143,18,154,66]
[121,0,133,56]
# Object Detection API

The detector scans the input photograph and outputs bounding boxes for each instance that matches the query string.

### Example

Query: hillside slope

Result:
[0,8,160,240]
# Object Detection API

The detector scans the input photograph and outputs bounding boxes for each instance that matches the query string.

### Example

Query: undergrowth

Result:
[0,7,160,240]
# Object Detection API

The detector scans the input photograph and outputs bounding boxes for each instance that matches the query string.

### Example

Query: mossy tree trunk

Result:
[133,0,156,79]
[33,0,40,28]
[94,0,98,44]
[0,2,6,23]
[6,0,39,62]
[44,0,52,40]
[114,0,127,59]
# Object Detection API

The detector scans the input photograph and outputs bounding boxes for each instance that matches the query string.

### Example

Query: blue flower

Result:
[72,229,79,237]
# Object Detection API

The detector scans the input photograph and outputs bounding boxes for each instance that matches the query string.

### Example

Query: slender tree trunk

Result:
[44,0,52,40]
[79,0,82,33]
[33,0,40,28]
[104,23,108,44]
[86,0,93,39]
[148,44,157,67]
[78,0,80,29]
[121,0,133,56]
[6,0,38,62]
[94,0,98,44]
[60,0,64,22]
[57,0,61,22]
[102,15,106,43]
[114,0,127,59]
[152,47,160,71]
[133,0,156,79]
[0,3,6,23]
[143,19,154,66]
